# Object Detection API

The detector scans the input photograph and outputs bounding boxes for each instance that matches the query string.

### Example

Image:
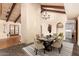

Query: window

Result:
[9,24,19,36]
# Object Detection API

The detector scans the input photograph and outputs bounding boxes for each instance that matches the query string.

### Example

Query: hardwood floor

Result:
[0,36,21,49]
[0,36,29,56]
[0,36,34,56]
[0,43,29,56]
[72,44,79,56]
[0,36,79,56]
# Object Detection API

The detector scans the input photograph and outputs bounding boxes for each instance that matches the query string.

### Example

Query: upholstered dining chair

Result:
[34,34,45,55]
[52,33,63,53]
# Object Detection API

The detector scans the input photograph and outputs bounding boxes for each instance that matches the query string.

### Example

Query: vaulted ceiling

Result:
[0,3,66,23]
[0,3,21,23]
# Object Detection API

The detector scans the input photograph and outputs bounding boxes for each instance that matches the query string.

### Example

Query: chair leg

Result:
[35,49,38,55]
[58,44,63,54]
[58,48,61,54]
[51,47,52,51]
[61,44,63,48]
[52,47,55,50]
[44,49,45,54]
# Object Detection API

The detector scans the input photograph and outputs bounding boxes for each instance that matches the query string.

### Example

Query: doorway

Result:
[65,20,77,44]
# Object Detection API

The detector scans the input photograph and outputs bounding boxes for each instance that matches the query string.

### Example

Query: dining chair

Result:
[51,33,63,53]
[34,34,45,55]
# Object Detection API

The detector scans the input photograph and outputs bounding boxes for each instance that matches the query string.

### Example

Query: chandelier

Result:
[41,5,50,20]
[41,11,50,20]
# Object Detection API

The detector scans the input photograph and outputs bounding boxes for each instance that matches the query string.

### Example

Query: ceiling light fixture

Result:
[41,4,50,20]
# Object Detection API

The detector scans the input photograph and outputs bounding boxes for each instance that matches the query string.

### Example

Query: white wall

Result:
[21,3,41,44]
[0,20,21,39]
[0,20,7,39]
[64,3,79,19]
[41,12,67,40]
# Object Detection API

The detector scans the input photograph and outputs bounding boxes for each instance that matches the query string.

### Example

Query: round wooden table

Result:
[38,37,55,51]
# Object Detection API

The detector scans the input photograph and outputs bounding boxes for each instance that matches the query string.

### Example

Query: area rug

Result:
[23,41,73,56]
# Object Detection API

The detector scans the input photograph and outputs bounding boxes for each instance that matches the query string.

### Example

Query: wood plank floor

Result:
[0,36,29,56]
[0,43,29,56]
[0,36,21,49]
[72,44,79,56]
[0,36,34,56]
[0,36,79,56]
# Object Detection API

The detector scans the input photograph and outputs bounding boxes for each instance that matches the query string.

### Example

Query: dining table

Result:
[38,36,56,51]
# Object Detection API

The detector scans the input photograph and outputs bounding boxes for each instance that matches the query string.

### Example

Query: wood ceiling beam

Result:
[14,14,21,23]
[6,3,16,22]
[42,9,65,14]
[41,5,64,9]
